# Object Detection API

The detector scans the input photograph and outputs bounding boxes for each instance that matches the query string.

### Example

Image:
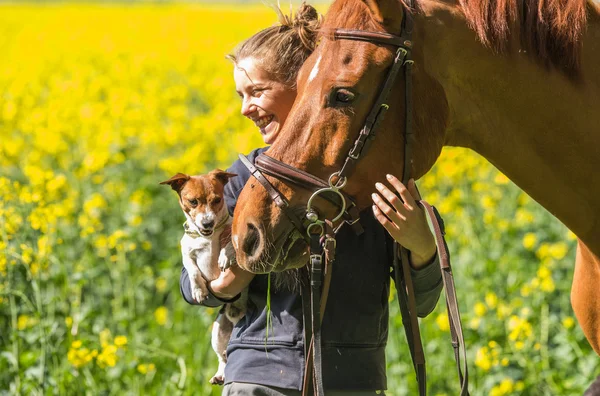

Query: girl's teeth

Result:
[256,115,273,128]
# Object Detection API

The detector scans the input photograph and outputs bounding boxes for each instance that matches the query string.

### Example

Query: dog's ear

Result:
[159,173,190,192]
[210,169,237,186]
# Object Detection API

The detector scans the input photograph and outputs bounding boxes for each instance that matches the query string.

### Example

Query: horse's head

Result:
[232,0,449,273]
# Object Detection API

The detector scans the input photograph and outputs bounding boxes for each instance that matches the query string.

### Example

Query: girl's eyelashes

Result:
[236,85,269,99]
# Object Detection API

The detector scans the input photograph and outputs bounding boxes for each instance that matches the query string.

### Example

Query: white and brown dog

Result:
[161,169,246,385]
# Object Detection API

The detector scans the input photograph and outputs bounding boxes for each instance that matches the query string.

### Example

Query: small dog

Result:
[161,169,247,385]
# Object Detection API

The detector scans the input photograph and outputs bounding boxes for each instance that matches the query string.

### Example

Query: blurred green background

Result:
[0,2,597,395]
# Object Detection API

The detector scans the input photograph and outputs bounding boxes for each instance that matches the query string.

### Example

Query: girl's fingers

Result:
[372,205,400,236]
[375,182,409,217]
[385,174,416,209]
[372,192,406,223]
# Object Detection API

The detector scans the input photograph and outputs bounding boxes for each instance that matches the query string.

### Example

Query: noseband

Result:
[238,4,469,396]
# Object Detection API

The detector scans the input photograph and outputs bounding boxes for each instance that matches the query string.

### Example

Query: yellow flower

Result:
[537,266,551,279]
[67,346,96,369]
[474,302,487,317]
[138,363,156,374]
[480,195,496,209]
[522,233,537,250]
[494,173,509,185]
[562,317,575,329]
[436,312,449,332]
[469,317,481,330]
[485,292,498,309]
[71,340,82,349]
[490,378,514,396]
[114,335,128,348]
[154,306,168,326]
[515,341,525,350]
[540,277,555,293]
[549,242,569,260]
[17,315,29,330]
[100,328,112,348]
[97,344,118,368]
[155,277,168,293]
[475,347,492,371]
[515,381,525,391]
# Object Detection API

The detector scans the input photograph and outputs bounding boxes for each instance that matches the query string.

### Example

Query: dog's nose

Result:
[201,219,215,229]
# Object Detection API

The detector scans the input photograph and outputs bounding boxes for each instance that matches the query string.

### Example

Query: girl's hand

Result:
[371,175,436,269]
[209,264,255,300]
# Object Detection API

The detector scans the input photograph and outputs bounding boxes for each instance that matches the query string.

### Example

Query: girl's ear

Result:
[159,173,190,192]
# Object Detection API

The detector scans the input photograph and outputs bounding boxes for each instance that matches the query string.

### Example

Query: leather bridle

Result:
[238,3,469,395]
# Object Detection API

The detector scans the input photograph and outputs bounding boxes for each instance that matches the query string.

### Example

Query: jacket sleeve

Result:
[180,266,240,307]
[410,252,443,317]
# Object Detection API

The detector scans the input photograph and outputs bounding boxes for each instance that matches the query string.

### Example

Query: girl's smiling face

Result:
[234,57,297,145]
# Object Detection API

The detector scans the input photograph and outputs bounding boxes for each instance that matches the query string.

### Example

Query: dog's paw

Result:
[218,249,231,272]
[209,374,225,385]
[192,286,208,303]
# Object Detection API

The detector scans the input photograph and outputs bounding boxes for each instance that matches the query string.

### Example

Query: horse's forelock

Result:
[322,0,387,32]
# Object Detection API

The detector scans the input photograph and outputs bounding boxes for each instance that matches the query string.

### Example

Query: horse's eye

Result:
[335,89,355,105]
[188,199,198,207]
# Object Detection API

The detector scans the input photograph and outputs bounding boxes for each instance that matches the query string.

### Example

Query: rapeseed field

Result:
[0,4,597,395]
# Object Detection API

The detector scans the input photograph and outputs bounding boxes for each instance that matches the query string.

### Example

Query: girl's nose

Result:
[241,98,256,117]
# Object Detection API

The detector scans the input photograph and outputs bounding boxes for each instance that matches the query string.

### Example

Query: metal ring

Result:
[307,222,325,237]
[328,173,347,189]
[306,187,347,224]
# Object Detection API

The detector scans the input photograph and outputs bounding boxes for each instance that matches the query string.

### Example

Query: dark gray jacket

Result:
[180,147,443,391]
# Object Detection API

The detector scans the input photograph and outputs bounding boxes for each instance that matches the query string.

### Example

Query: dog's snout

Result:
[201,219,215,229]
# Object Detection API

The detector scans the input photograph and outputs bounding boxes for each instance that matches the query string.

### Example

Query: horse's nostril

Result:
[242,223,261,257]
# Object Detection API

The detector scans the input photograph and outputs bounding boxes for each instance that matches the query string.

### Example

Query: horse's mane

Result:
[456,0,599,77]
[324,0,598,78]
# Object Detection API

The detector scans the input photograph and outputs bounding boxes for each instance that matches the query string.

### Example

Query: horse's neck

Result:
[417,1,600,253]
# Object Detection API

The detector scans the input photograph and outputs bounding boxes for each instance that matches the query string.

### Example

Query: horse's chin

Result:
[275,236,309,271]
[248,230,308,273]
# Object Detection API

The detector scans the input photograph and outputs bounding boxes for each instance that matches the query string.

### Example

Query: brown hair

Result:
[227,2,322,89]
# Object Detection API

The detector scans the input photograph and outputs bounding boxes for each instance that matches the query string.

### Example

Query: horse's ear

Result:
[362,0,404,33]
[160,173,190,193]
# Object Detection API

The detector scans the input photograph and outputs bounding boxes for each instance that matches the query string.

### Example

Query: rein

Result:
[239,4,469,395]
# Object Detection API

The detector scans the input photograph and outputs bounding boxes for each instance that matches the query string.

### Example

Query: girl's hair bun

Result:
[292,3,320,50]
[229,2,322,88]
[276,2,321,51]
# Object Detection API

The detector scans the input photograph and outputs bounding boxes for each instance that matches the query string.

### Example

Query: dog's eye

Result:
[212,197,222,205]
[188,199,198,207]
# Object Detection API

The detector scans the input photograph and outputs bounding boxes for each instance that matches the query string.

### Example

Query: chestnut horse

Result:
[231,0,600,355]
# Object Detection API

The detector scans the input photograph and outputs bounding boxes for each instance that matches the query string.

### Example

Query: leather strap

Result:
[302,226,335,396]
[336,37,411,182]
[420,201,470,396]
[239,154,310,243]
[394,243,427,395]
[255,154,364,235]
[331,29,413,49]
